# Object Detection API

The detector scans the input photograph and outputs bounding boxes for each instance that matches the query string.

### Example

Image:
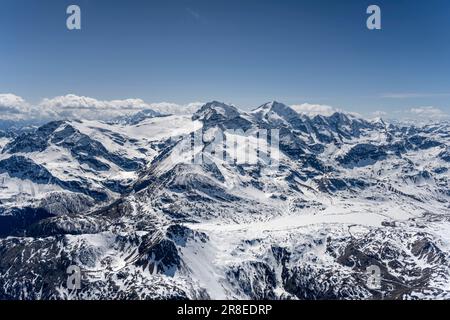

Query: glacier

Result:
[0,101,449,300]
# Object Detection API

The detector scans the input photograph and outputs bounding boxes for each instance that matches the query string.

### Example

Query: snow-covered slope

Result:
[0,101,449,300]
[0,116,200,236]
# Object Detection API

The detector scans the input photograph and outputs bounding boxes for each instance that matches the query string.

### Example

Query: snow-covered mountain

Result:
[0,116,199,236]
[0,101,449,300]
[108,109,165,125]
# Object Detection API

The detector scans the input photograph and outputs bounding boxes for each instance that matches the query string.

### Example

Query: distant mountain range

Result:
[0,101,449,300]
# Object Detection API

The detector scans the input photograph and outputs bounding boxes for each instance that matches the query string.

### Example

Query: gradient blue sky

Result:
[1,0,450,116]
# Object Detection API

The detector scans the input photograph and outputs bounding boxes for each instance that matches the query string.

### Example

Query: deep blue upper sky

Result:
[1,0,450,116]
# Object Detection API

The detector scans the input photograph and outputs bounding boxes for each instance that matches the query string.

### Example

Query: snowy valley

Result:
[0,101,449,300]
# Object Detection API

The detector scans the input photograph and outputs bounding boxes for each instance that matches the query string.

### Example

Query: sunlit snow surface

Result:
[0,103,449,300]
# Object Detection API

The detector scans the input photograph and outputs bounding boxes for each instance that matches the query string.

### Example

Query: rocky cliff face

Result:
[0,102,449,300]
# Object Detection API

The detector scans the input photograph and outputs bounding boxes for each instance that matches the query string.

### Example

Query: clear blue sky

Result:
[1,0,450,115]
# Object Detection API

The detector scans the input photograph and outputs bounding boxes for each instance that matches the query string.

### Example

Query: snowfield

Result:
[0,101,449,300]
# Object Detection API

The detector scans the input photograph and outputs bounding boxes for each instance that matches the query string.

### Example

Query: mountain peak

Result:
[253,100,287,111]
[252,101,300,120]
[192,101,240,122]
[108,108,163,125]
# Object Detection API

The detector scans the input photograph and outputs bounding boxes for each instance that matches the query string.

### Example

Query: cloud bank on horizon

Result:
[0,93,203,123]
[0,93,448,126]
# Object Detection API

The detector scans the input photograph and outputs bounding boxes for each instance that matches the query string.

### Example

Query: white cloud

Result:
[290,103,337,117]
[0,94,33,120]
[382,93,450,99]
[371,110,387,118]
[387,106,450,124]
[40,95,148,111]
[0,93,204,123]
[148,102,203,115]
[38,95,154,120]
[39,94,204,120]
[409,106,449,120]
[7,93,447,126]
